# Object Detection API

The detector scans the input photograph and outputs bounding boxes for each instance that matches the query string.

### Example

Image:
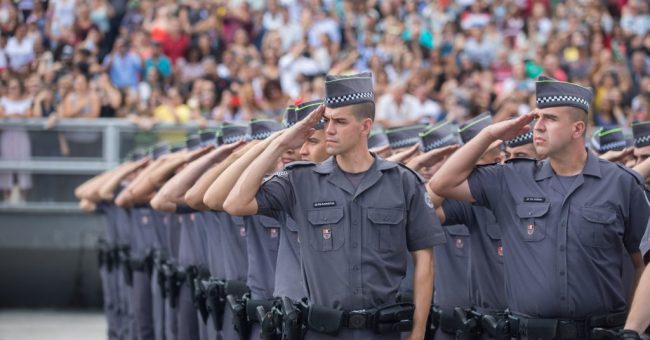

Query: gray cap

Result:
[324,72,374,108]
[368,126,389,149]
[420,120,461,152]
[217,122,249,145]
[505,121,535,148]
[152,142,170,160]
[591,127,627,153]
[283,105,297,127]
[199,129,217,147]
[296,99,325,129]
[250,120,282,140]
[633,121,650,148]
[186,134,201,150]
[535,75,593,113]
[459,112,493,143]
[386,124,428,149]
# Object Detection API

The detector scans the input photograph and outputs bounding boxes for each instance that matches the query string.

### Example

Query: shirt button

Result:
[560,296,566,301]
[352,242,358,248]
[559,245,565,251]
[352,265,359,271]
[560,270,565,276]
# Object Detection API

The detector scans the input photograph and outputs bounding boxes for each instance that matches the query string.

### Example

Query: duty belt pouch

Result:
[205,280,226,331]
[246,299,276,323]
[307,305,343,335]
[439,308,458,334]
[225,280,250,298]
[375,303,414,334]
[522,319,558,339]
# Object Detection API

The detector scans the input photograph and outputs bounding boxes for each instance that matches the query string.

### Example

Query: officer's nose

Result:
[325,120,336,135]
[299,142,309,158]
[534,117,545,133]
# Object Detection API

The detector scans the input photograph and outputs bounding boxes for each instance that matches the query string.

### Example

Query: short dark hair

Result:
[348,101,375,121]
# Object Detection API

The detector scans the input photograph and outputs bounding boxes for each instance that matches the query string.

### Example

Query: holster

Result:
[156,262,167,299]
[280,297,306,340]
[203,278,226,331]
[480,312,510,340]
[453,307,481,340]
[254,301,280,340]
[187,266,209,323]
[374,303,414,334]
[430,305,461,335]
[227,293,251,340]
[164,265,185,309]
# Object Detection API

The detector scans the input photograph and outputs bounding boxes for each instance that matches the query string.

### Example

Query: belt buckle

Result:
[348,311,368,329]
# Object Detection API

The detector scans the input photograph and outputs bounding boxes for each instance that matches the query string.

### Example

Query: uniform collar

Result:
[313,153,397,197]
[534,149,601,181]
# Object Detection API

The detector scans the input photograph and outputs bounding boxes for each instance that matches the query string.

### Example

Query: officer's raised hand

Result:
[276,104,324,150]
[407,144,460,171]
[386,143,420,164]
[485,113,535,142]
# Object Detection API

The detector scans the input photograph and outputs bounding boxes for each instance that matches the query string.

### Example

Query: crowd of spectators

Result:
[0,0,650,128]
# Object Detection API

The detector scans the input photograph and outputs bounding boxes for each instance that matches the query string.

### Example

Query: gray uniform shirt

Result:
[256,156,446,310]
[273,214,307,300]
[200,212,226,278]
[245,215,281,299]
[433,224,471,309]
[130,207,159,260]
[442,201,506,310]
[215,212,248,281]
[467,153,649,318]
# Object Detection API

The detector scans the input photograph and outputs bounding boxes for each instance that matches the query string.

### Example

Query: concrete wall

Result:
[0,211,104,308]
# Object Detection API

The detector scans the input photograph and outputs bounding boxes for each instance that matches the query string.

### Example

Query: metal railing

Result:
[0,118,214,211]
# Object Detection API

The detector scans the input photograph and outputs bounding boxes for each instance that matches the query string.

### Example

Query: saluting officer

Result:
[430,76,650,339]
[223,72,446,340]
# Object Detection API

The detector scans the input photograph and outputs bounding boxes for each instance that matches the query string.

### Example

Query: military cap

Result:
[633,121,650,148]
[250,119,283,140]
[535,75,593,113]
[504,121,535,148]
[199,129,217,147]
[152,142,170,160]
[186,134,201,150]
[591,127,627,153]
[420,120,461,152]
[170,144,184,153]
[368,126,390,149]
[324,72,374,108]
[386,124,428,149]
[296,99,325,129]
[129,148,147,161]
[218,122,249,145]
[459,112,493,143]
[283,105,297,127]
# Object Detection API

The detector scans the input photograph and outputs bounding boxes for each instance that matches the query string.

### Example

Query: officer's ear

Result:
[360,117,373,138]
[569,108,587,138]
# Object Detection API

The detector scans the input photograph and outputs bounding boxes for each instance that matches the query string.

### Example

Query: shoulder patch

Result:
[615,163,645,186]
[397,163,425,184]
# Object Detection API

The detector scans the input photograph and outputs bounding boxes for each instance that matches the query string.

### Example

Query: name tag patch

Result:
[524,197,546,203]
[313,201,336,208]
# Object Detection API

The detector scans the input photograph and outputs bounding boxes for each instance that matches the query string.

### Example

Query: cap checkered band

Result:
[505,131,534,146]
[251,131,276,140]
[424,134,456,151]
[600,140,627,152]
[536,95,590,110]
[635,135,650,146]
[325,91,373,105]
[391,137,420,149]
[223,134,247,144]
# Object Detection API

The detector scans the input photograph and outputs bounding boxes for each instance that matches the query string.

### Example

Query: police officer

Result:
[223,72,446,340]
[623,222,650,339]
[430,76,650,339]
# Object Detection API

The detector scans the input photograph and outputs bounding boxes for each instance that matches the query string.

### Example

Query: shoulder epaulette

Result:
[284,160,316,170]
[615,163,645,186]
[397,163,425,184]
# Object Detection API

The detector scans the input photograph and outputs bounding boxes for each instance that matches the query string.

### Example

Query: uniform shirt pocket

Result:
[486,223,504,262]
[515,202,550,242]
[576,206,618,249]
[367,208,405,252]
[307,208,345,252]
[259,216,281,252]
[446,225,470,257]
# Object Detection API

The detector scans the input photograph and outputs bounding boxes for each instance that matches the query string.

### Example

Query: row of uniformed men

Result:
[76,72,650,340]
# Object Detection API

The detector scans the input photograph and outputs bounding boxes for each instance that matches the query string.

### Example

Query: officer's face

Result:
[477,143,504,165]
[281,147,300,165]
[300,129,329,162]
[505,144,539,160]
[633,145,650,166]
[323,107,373,155]
[533,107,585,157]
